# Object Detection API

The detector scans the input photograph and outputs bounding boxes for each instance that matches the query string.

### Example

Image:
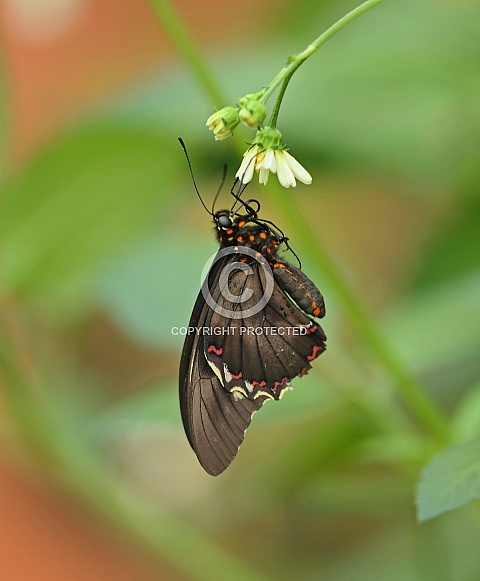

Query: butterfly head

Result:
[214,210,249,246]
[214,210,234,232]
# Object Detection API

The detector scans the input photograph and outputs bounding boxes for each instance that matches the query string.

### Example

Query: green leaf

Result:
[0,123,181,299]
[416,439,480,521]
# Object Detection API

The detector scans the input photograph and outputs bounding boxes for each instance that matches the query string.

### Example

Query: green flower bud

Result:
[252,126,283,150]
[238,99,267,129]
[206,107,240,141]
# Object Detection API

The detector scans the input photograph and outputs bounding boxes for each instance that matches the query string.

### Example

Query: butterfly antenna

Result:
[178,137,212,216]
[211,163,227,214]
[229,178,248,212]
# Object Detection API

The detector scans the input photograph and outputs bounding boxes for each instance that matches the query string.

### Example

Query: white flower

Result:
[236,144,312,188]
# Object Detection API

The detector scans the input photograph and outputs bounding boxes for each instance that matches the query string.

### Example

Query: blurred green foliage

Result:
[1,0,480,580]
[1,125,181,303]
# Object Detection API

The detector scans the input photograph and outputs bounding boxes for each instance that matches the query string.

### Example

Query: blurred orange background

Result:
[0,1,267,578]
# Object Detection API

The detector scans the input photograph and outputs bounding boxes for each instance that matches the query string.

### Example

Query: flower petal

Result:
[258,167,270,185]
[282,150,312,184]
[254,148,266,170]
[235,155,251,179]
[260,148,276,172]
[275,150,296,188]
[236,146,258,184]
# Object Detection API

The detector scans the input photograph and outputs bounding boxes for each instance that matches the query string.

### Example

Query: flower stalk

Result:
[202,0,389,186]
[207,0,389,132]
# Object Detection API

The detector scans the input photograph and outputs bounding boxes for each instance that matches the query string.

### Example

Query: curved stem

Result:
[268,74,292,128]
[261,0,387,107]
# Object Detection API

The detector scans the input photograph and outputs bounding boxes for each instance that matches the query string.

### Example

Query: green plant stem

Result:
[263,0,387,110]
[268,74,292,129]
[150,0,450,445]
[146,0,228,106]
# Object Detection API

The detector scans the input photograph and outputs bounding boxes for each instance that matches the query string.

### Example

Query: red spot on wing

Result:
[273,377,288,391]
[251,380,266,388]
[307,345,324,361]
[207,345,223,356]
[230,371,242,380]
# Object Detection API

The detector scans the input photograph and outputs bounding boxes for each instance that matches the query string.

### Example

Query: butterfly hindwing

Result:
[205,257,326,401]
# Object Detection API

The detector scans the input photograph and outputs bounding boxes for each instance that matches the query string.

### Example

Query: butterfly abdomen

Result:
[273,260,326,319]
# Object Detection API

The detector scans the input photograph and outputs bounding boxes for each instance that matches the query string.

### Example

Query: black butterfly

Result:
[178,141,326,476]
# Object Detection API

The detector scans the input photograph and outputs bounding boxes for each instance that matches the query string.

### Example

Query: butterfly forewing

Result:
[179,254,268,475]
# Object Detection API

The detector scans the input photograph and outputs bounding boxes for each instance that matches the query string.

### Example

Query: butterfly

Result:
[178,139,326,475]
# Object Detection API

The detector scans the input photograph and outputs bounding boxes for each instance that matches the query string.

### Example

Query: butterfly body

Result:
[179,209,326,475]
